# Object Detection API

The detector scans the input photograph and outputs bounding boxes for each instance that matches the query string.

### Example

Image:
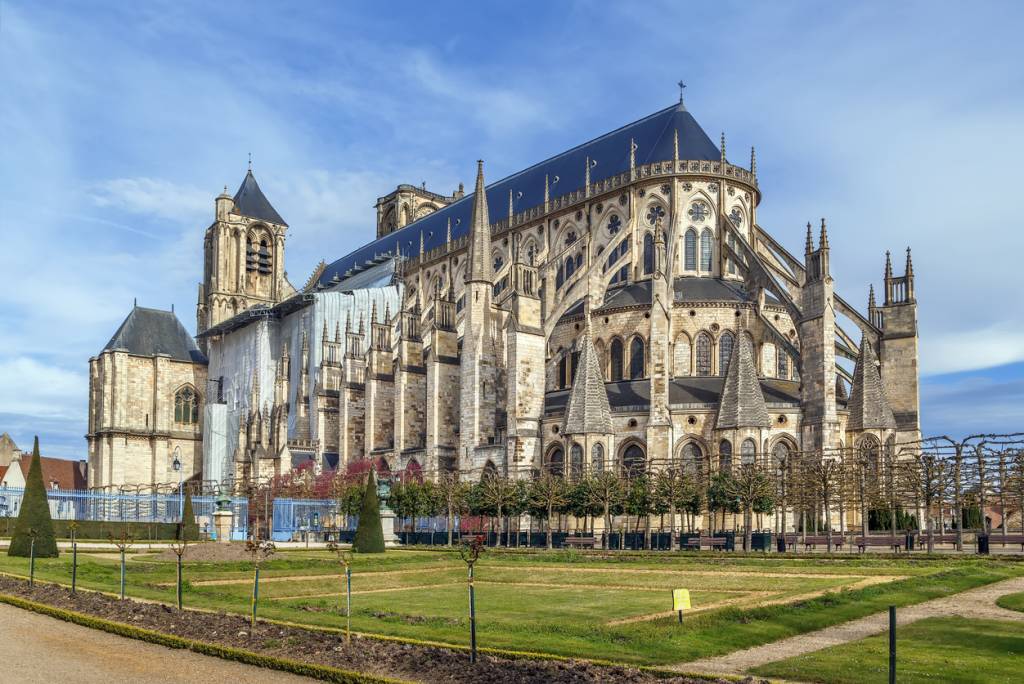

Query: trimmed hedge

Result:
[8,438,58,558]
[1,519,182,541]
[353,471,384,553]
[0,593,402,684]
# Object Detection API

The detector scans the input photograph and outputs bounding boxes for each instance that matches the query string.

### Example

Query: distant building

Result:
[0,435,87,490]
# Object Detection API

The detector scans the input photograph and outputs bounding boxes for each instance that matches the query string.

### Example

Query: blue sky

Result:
[2,1,1022,459]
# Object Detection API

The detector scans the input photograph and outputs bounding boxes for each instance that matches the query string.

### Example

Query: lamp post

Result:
[172,449,183,519]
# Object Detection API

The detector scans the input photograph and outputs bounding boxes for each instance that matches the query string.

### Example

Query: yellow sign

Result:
[673,588,691,611]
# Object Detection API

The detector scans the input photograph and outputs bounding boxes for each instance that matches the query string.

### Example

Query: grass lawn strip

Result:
[677,574,1024,675]
[750,616,1024,684]
[995,590,1024,613]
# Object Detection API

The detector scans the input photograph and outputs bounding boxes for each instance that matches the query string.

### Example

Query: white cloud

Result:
[90,177,209,221]
[0,357,86,420]
[921,326,1024,377]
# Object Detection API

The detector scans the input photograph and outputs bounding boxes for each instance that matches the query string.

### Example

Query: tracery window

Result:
[493,254,503,272]
[591,443,605,473]
[682,442,704,476]
[174,387,199,425]
[695,332,712,376]
[740,439,757,466]
[684,229,697,271]
[621,444,646,478]
[718,331,734,376]
[545,447,565,478]
[643,232,655,275]
[604,239,628,272]
[607,215,621,236]
[772,442,791,469]
[564,231,578,247]
[629,336,645,379]
[610,338,624,381]
[700,228,713,271]
[719,440,732,471]
[570,444,583,480]
[645,204,665,226]
[688,201,709,223]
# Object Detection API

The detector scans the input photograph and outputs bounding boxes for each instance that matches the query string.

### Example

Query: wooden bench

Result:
[564,536,596,549]
[684,536,727,551]
[799,535,846,552]
[992,534,1024,550]
[855,537,903,553]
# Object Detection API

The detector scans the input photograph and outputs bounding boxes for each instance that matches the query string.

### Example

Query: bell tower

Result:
[197,168,289,341]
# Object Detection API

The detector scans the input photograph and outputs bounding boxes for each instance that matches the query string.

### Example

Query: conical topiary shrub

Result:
[352,470,385,553]
[8,437,58,558]
[179,491,200,541]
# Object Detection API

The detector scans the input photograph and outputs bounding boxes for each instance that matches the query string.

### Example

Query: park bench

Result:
[993,534,1024,550]
[684,536,727,551]
[564,536,596,549]
[799,535,846,552]
[855,537,903,553]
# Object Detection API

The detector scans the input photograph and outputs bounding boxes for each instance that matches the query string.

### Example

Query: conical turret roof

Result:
[847,334,896,431]
[564,324,613,435]
[466,161,491,284]
[233,170,287,226]
[716,334,770,429]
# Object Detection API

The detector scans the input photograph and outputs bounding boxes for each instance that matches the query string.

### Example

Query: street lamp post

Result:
[172,450,183,519]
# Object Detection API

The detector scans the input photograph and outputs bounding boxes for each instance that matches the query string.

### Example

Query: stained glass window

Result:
[741,439,757,466]
[174,387,199,424]
[607,215,621,236]
[645,204,665,225]
[682,443,703,475]
[643,232,655,275]
[570,444,583,480]
[718,332,734,376]
[629,337,645,379]
[696,332,712,376]
[719,440,732,471]
[688,201,709,223]
[591,443,605,472]
[700,228,713,271]
[610,338,624,381]
[684,229,697,270]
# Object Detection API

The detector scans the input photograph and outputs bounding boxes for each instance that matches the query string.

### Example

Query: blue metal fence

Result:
[0,486,248,541]
[271,498,351,541]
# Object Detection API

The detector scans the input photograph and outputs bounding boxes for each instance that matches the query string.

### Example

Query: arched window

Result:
[570,443,583,480]
[695,332,712,376]
[570,350,580,385]
[684,229,697,271]
[777,351,789,380]
[700,228,713,271]
[174,387,199,424]
[545,447,565,478]
[682,442,704,476]
[858,436,881,479]
[629,336,645,379]
[558,355,569,389]
[718,332,734,376]
[591,443,605,472]
[674,334,691,377]
[610,338,624,381]
[564,255,576,280]
[718,440,733,471]
[621,443,646,478]
[741,439,757,466]
[493,254,504,272]
[643,232,655,275]
[772,442,791,470]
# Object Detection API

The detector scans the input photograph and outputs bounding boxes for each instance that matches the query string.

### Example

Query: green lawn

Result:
[0,548,1020,666]
[995,590,1024,613]
[751,617,1024,683]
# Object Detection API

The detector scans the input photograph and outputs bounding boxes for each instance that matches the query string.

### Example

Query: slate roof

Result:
[716,335,771,429]
[546,377,800,412]
[563,326,614,435]
[103,306,208,364]
[233,170,287,226]
[846,334,896,431]
[317,101,721,287]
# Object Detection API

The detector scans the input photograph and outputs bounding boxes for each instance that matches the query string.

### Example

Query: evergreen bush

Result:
[352,470,385,553]
[179,491,200,541]
[8,437,59,558]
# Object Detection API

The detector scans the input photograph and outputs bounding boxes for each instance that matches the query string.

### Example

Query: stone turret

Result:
[716,334,770,430]
[847,334,896,432]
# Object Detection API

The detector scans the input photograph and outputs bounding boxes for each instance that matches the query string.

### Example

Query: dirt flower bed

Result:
[153,542,256,563]
[0,576,750,683]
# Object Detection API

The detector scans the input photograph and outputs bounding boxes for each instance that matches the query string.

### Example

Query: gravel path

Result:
[0,602,314,683]
[674,576,1024,676]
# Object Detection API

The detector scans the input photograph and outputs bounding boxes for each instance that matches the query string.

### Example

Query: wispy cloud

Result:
[90,177,209,221]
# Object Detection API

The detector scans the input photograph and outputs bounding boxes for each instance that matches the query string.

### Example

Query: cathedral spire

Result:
[868,284,876,309]
[370,300,378,325]
[905,246,914,277]
[334,321,342,343]
[819,218,829,249]
[805,222,814,255]
[750,146,757,177]
[466,160,492,284]
[847,334,897,431]
[720,132,727,164]
[884,250,893,280]
[716,334,770,429]
[563,316,613,436]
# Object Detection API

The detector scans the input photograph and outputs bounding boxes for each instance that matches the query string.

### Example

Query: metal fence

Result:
[0,486,248,541]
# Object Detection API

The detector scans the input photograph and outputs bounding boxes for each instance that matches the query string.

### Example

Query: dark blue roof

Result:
[234,170,287,226]
[318,102,719,287]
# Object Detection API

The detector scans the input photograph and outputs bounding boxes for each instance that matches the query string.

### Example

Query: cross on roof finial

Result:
[677,80,686,103]
[248,152,252,171]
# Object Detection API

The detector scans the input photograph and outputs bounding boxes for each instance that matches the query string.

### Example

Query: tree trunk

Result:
[744,506,752,552]
[546,502,553,549]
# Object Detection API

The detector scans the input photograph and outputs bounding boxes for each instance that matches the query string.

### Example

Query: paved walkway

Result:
[674,576,1024,676]
[0,602,315,683]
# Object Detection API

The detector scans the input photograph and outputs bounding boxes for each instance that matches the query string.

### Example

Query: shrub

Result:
[179,491,200,541]
[352,470,385,553]
[8,437,59,558]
